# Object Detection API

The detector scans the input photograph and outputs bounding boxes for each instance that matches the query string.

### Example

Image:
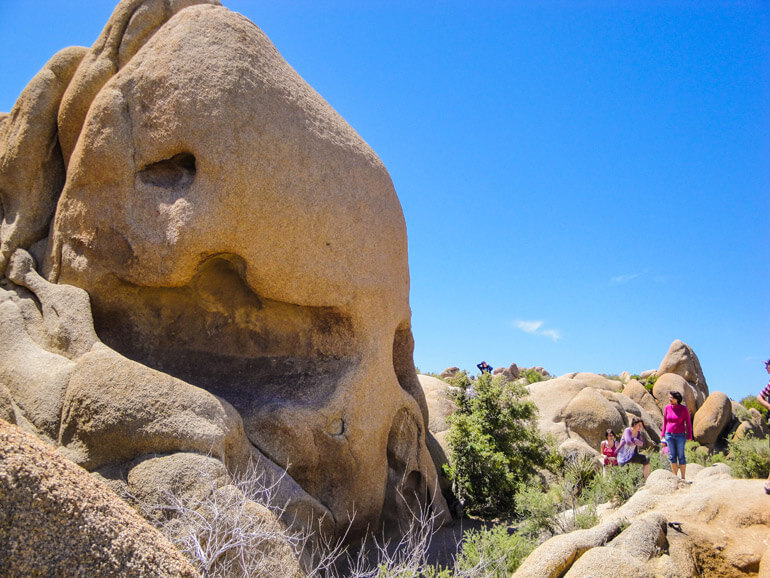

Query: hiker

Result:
[617,417,650,480]
[476,361,492,375]
[661,391,692,481]
[755,359,770,494]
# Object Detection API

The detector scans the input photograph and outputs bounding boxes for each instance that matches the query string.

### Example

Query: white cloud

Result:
[611,273,641,284]
[516,320,543,334]
[541,329,562,342]
[515,320,561,342]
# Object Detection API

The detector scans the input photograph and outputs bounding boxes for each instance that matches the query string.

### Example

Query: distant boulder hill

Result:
[425,339,758,467]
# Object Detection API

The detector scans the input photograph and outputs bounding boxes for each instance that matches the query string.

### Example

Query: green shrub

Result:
[641,373,658,395]
[446,370,472,390]
[583,464,644,507]
[740,396,769,420]
[684,440,711,467]
[728,435,770,479]
[444,373,553,519]
[648,447,669,472]
[513,485,560,538]
[520,368,545,384]
[455,524,536,577]
[574,505,600,530]
[563,452,600,498]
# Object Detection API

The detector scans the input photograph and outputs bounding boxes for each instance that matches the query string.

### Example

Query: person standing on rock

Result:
[661,391,692,481]
[476,361,492,375]
[755,359,770,494]
[617,417,650,480]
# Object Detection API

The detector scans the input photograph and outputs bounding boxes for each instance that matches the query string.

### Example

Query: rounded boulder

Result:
[693,392,732,445]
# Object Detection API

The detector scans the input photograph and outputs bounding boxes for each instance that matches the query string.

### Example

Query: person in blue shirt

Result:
[476,361,492,374]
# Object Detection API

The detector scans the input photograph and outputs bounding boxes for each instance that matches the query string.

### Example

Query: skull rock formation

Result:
[0,0,448,542]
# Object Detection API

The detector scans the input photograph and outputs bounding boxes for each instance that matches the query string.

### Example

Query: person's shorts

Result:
[624,452,649,466]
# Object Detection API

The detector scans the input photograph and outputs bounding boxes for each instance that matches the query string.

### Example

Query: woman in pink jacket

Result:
[661,391,693,481]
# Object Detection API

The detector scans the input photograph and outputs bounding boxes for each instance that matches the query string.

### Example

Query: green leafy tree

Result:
[740,395,769,420]
[444,373,553,519]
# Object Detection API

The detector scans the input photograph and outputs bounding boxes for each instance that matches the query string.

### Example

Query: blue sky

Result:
[1,1,768,400]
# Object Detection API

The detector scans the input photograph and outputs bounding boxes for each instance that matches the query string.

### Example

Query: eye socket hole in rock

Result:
[138,152,196,189]
[381,408,429,535]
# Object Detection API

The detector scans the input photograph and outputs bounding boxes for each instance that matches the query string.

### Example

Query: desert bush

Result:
[454,524,536,577]
[562,452,599,498]
[446,370,473,390]
[514,485,561,538]
[648,446,669,471]
[520,368,546,384]
[740,396,769,420]
[139,460,348,578]
[444,373,554,519]
[573,506,600,530]
[640,373,657,394]
[728,435,770,479]
[512,453,602,538]
[584,463,644,507]
[142,459,473,578]
[344,489,451,578]
[684,440,709,466]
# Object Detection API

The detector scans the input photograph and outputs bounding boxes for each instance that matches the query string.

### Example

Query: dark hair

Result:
[670,391,683,404]
[606,429,615,438]
[631,417,644,427]
[765,359,770,366]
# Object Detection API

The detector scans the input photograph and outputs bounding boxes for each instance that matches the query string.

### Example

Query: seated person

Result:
[600,429,618,466]
[617,417,650,480]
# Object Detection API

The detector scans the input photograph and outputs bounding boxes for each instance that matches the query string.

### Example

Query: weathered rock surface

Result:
[439,366,460,379]
[516,465,770,577]
[623,379,664,432]
[417,374,457,498]
[658,339,709,406]
[0,419,198,576]
[732,406,770,441]
[0,0,448,544]
[418,374,457,438]
[528,373,659,458]
[653,372,698,415]
[693,391,732,445]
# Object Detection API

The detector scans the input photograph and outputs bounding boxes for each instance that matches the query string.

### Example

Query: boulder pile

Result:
[422,340,762,466]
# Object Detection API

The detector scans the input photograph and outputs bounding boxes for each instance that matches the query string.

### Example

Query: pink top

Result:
[661,403,692,440]
[601,441,618,466]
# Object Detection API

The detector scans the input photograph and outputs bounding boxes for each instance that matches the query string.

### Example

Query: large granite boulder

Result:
[658,339,708,407]
[0,419,197,576]
[653,372,698,416]
[0,0,448,543]
[417,374,458,501]
[693,392,732,446]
